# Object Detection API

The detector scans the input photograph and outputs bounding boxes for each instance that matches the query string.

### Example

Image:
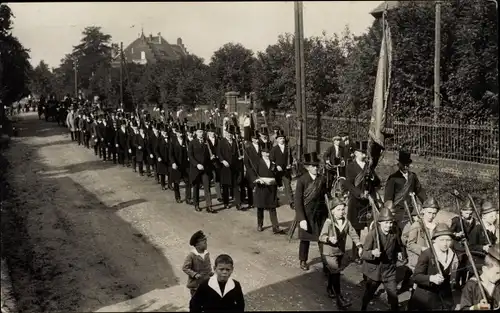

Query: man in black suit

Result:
[188,122,214,213]
[169,123,191,203]
[116,120,128,166]
[270,129,294,208]
[384,150,426,230]
[243,130,262,209]
[217,125,243,210]
[344,140,381,264]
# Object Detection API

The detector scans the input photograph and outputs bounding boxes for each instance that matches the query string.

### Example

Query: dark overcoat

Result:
[116,128,128,152]
[294,173,328,242]
[127,128,136,156]
[90,122,99,147]
[244,142,260,182]
[270,144,292,186]
[169,137,189,183]
[134,134,147,162]
[344,161,381,231]
[408,248,457,310]
[148,132,159,166]
[252,158,278,209]
[188,138,213,183]
[207,136,221,181]
[155,138,170,175]
[217,138,242,186]
[361,226,403,282]
[384,170,426,210]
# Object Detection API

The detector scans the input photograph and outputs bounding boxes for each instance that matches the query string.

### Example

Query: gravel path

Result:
[1,113,456,312]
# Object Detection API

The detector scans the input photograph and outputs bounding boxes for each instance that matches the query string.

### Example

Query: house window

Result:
[141,51,146,60]
[131,47,134,54]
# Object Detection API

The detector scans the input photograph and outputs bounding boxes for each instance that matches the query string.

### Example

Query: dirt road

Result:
[1,114,456,312]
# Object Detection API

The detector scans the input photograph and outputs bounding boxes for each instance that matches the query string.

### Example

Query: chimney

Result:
[158,32,161,44]
[149,33,153,41]
[177,37,182,46]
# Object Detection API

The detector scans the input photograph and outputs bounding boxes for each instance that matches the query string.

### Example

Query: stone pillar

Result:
[225,91,239,113]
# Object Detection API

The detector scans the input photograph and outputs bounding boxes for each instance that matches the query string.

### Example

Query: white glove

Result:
[138,146,142,150]
[150,154,153,158]
[429,274,444,285]
[299,220,307,231]
[158,157,162,162]
[222,160,230,167]
[115,144,118,147]
[197,164,204,170]
[128,149,132,153]
[277,165,283,171]
[172,163,178,170]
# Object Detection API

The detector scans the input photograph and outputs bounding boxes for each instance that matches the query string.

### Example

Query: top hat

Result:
[188,125,197,133]
[206,123,216,132]
[303,152,321,165]
[422,197,440,210]
[431,223,454,239]
[227,124,237,135]
[196,122,205,131]
[251,130,260,139]
[261,141,273,153]
[260,127,269,136]
[275,129,286,138]
[398,150,413,164]
[354,140,369,153]
[378,207,395,222]
[189,230,207,246]
[480,200,498,215]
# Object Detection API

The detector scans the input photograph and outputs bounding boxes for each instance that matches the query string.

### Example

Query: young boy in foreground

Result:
[189,254,245,312]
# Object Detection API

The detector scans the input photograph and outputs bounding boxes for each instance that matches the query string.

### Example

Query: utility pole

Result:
[74,59,78,99]
[119,41,124,106]
[433,1,441,122]
[294,1,307,160]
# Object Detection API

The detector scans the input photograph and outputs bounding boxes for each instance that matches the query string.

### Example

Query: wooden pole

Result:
[298,1,307,154]
[119,42,124,107]
[294,1,303,160]
[433,1,441,122]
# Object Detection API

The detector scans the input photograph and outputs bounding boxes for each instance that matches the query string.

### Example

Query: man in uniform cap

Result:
[344,140,381,264]
[323,134,346,197]
[384,150,427,231]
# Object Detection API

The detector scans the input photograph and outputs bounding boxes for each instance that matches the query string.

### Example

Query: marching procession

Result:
[33,95,500,312]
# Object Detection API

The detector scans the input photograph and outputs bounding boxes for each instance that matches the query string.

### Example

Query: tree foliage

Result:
[0,4,32,105]
[29,60,54,97]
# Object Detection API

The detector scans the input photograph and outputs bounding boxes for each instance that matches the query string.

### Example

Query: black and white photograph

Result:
[0,1,498,312]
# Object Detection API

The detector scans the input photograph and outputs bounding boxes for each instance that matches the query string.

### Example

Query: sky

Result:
[8,1,381,69]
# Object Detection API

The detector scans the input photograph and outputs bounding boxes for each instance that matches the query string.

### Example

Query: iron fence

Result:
[269,112,499,165]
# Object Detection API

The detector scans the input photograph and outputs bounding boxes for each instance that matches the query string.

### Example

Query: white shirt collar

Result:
[356,159,366,169]
[207,276,236,298]
[433,245,455,269]
[335,218,347,232]
[263,158,271,168]
[400,170,408,180]
[278,144,285,152]
[192,248,208,259]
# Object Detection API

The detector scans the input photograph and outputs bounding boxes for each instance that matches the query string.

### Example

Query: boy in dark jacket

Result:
[189,254,245,312]
[182,231,213,297]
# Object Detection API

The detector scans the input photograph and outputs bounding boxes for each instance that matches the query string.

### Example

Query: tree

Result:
[29,60,54,97]
[208,43,256,98]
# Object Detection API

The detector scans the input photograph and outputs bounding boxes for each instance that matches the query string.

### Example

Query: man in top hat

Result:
[217,124,243,211]
[360,205,404,311]
[344,140,381,264]
[116,119,129,166]
[270,129,294,209]
[169,123,191,204]
[294,152,329,271]
[384,150,427,231]
[323,134,346,198]
[206,122,222,201]
[148,122,160,181]
[188,122,214,213]
[156,123,170,191]
[104,116,117,163]
[243,130,262,209]
[269,125,281,146]
[259,126,270,146]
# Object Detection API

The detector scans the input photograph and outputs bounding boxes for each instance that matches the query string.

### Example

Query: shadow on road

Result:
[40,159,119,176]
[244,269,386,311]
[1,116,180,313]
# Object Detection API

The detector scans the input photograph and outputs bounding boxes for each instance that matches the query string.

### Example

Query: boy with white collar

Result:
[190,254,245,312]
[182,231,213,297]
[408,223,458,310]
